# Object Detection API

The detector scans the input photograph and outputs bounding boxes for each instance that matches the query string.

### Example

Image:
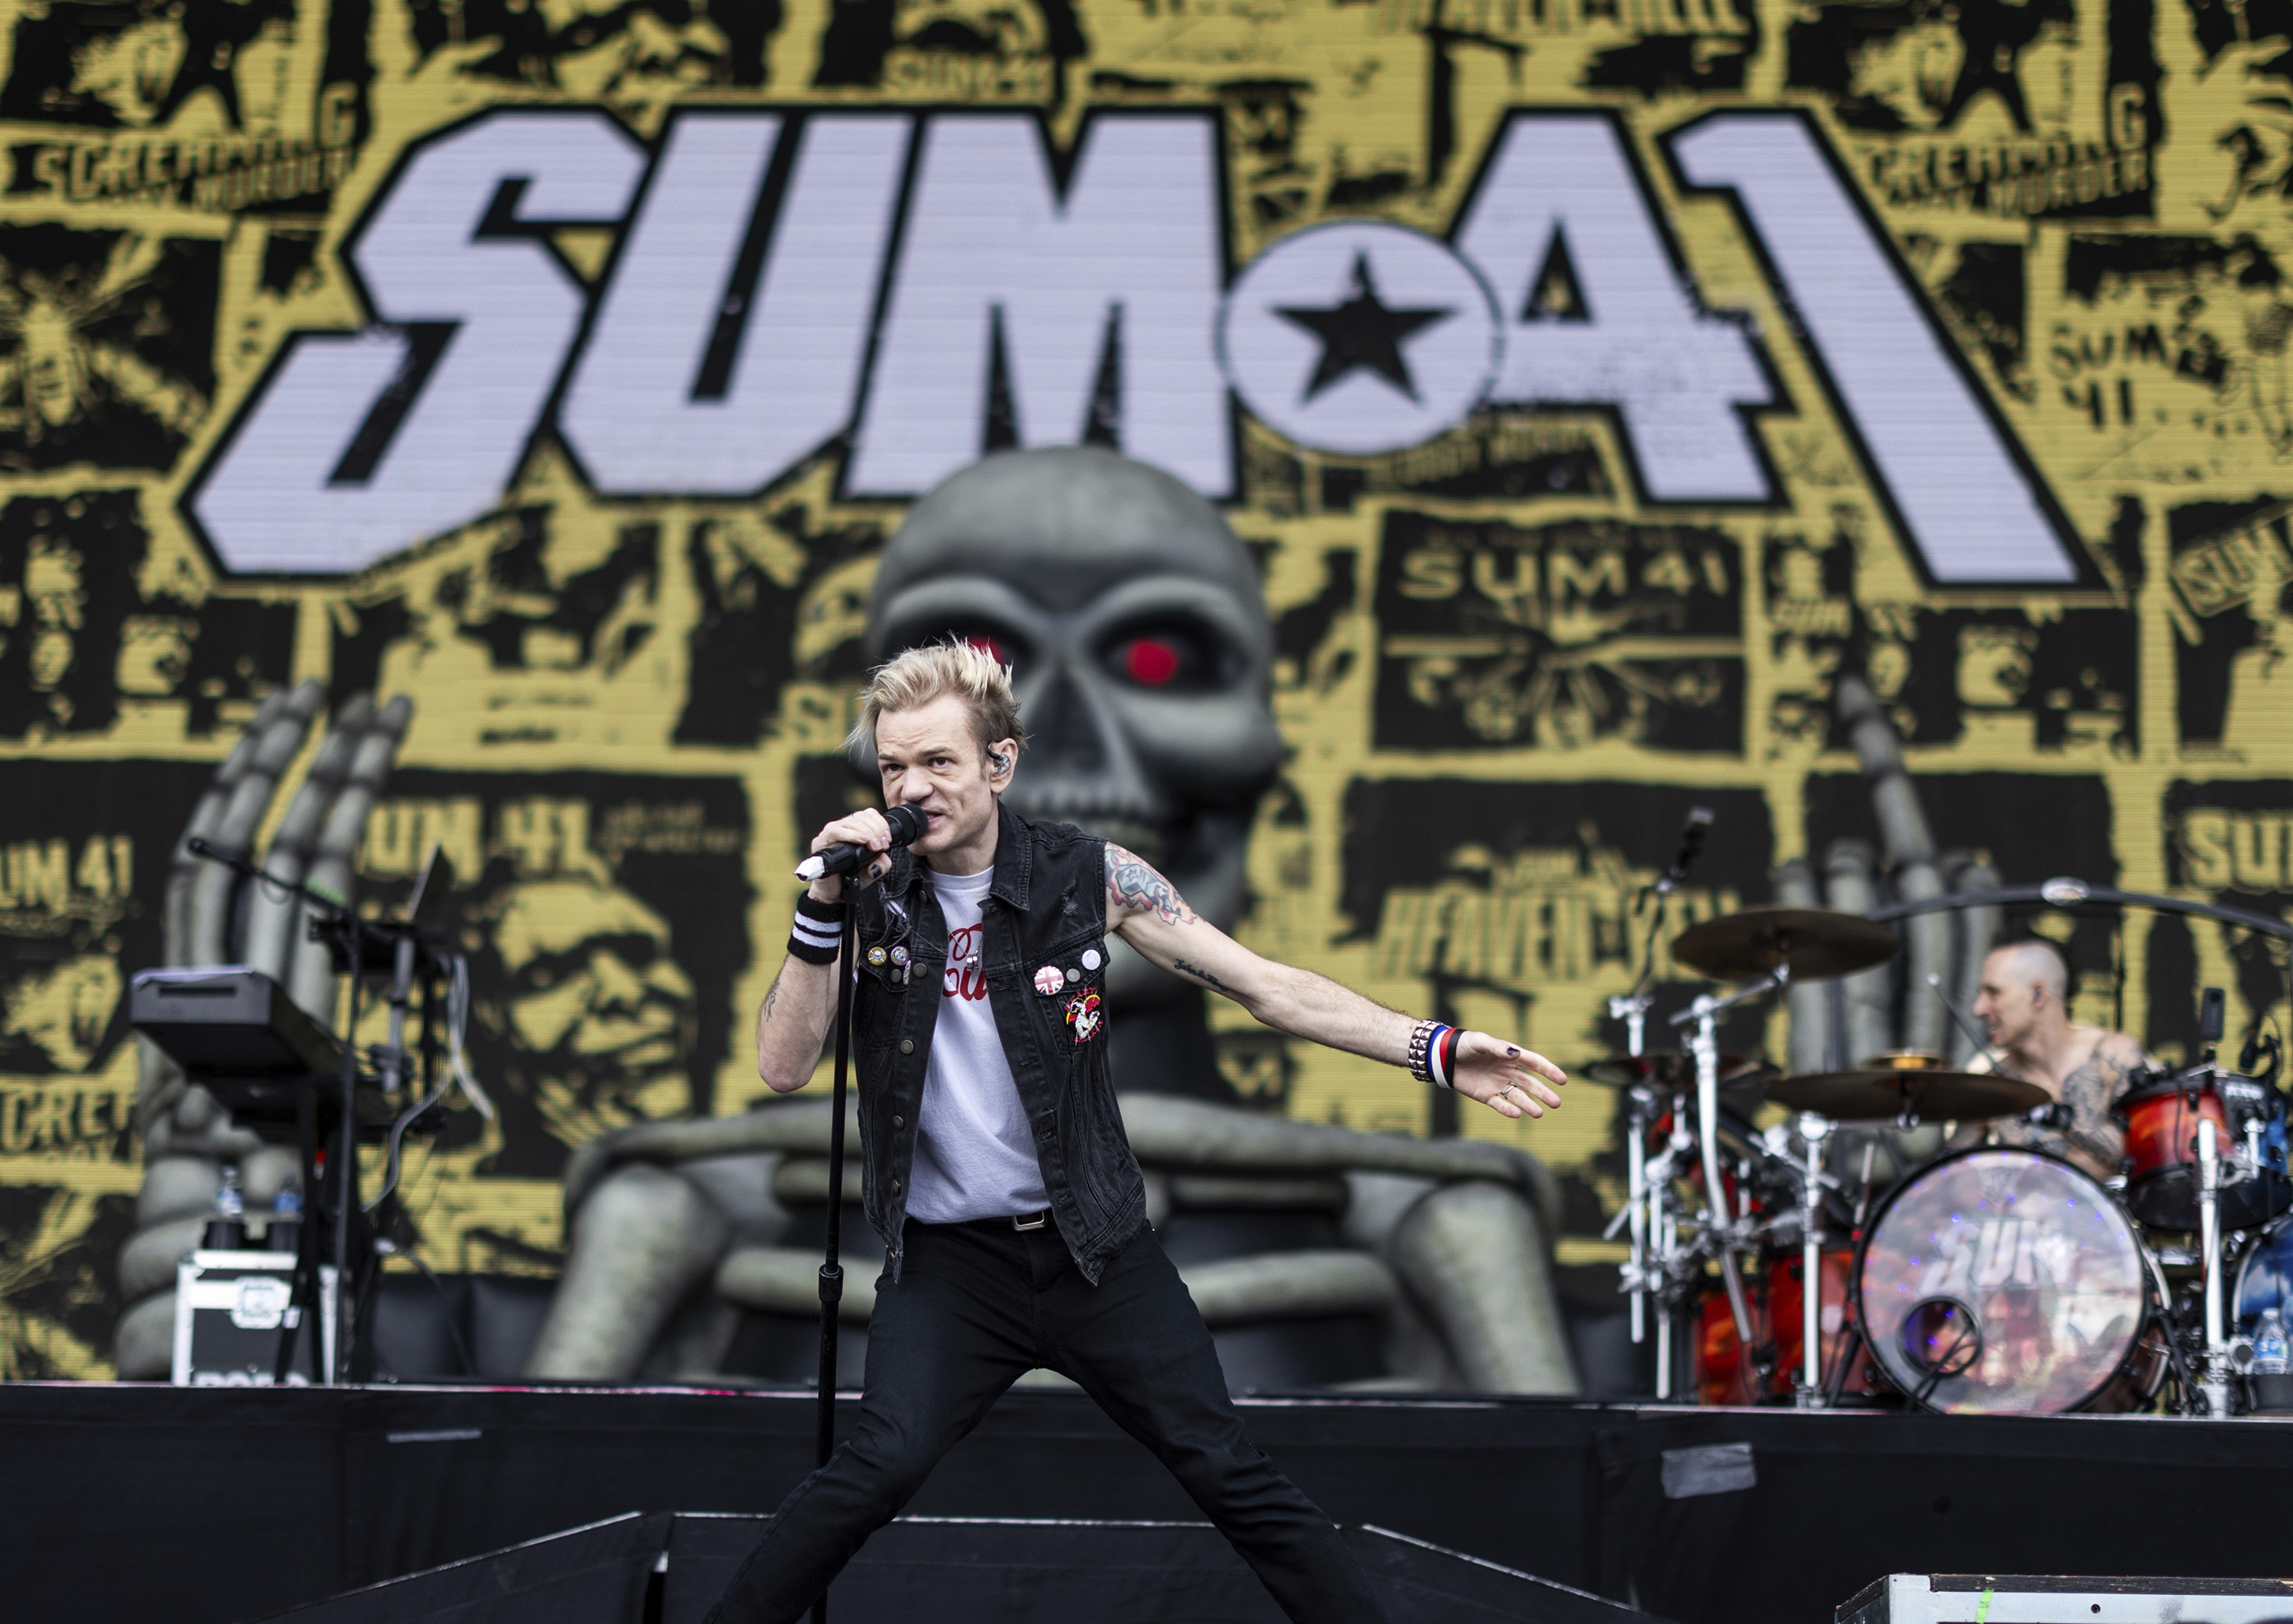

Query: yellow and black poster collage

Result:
[0,0,2282,1379]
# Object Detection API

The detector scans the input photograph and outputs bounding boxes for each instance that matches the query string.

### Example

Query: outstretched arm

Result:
[1104,844,1565,1120]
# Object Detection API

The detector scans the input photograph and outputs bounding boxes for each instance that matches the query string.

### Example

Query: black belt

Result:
[951,1208,1049,1233]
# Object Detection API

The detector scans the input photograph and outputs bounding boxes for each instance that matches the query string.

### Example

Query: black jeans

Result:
[702,1217,1388,1624]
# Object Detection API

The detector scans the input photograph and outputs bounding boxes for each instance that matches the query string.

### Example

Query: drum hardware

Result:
[2198,1111,2233,1416]
[1671,966,1792,1353]
[1796,1111,1834,1407]
[1606,810,1712,1370]
[1593,903,1906,1399]
[1808,1139,1885,1408]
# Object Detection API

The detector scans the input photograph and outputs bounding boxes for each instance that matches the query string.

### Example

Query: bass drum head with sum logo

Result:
[1855,1149,2148,1415]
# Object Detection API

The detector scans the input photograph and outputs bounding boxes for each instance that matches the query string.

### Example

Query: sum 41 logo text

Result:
[183,106,2084,588]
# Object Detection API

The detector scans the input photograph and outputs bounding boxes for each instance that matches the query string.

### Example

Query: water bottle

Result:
[2256,1307,2290,1376]
[202,1166,246,1250]
[266,1188,302,1258]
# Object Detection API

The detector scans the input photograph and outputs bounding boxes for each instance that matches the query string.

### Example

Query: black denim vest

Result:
[849,802,1147,1284]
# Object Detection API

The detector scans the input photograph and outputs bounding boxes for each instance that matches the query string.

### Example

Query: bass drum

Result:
[1856,1149,2152,1414]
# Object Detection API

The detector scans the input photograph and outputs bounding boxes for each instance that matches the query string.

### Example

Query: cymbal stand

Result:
[1623,1084,1649,1349]
[1607,1086,1689,1393]
[1669,967,1786,1350]
[2199,1116,2233,1417]
[1607,981,1656,1353]
[1795,1111,1833,1408]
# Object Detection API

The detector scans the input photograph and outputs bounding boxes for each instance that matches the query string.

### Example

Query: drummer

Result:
[1948,937,2150,1180]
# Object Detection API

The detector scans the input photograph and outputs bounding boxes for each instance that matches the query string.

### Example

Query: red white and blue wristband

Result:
[1408,1019,1459,1089]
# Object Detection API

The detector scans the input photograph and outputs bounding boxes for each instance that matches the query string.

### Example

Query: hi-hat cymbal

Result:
[1585,1051,1772,1116]
[1670,906,1900,984]
[1765,1068,2048,1123]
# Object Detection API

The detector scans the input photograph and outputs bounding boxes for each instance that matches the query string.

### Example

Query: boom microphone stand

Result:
[813,906,858,1624]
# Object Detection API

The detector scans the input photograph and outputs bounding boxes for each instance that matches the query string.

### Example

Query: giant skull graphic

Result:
[863,447,1285,1011]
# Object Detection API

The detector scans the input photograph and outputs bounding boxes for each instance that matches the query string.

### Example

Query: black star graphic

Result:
[1276,251,1454,404]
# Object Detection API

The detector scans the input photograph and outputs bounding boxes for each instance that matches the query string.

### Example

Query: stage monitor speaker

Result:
[255,1512,666,1624]
[256,1510,1664,1624]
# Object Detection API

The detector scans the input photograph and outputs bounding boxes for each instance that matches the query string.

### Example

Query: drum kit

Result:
[1602,903,2293,1418]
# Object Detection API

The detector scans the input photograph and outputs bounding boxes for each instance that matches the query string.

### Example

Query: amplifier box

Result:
[1842,1575,2293,1624]
[172,1250,336,1386]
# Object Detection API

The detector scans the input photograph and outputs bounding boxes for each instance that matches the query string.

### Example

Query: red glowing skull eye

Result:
[1124,637,1181,686]
[964,634,1011,667]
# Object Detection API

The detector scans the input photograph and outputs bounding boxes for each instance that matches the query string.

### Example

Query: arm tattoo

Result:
[1172,958,1229,992]
[2057,1039,2139,1169]
[762,968,783,1021]
[1106,844,1197,927]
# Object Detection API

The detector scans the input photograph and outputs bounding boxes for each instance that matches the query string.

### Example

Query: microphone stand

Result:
[812,903,858,1624]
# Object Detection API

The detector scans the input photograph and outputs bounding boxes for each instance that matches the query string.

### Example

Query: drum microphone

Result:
[795,803,929,883]
[1656,806,1715,895]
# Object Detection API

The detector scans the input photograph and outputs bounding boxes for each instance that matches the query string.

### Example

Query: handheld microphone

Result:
[795,803,929,883]
[1656,806,1715,895]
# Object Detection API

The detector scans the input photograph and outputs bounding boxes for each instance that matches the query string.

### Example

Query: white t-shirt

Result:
[903,865,1050,1223]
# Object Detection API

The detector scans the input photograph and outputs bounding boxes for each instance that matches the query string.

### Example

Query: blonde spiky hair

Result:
[847,639,1027,762]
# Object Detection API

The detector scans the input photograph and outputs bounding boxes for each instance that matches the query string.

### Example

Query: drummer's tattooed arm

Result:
[2057,1032,2145,1174]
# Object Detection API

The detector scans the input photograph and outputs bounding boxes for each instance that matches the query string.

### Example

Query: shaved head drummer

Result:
[1950,936,2152,1180]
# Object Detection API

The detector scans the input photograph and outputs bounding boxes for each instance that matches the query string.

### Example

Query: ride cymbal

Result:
[1670,905,1900,983]
[1765,1068,2048,1123]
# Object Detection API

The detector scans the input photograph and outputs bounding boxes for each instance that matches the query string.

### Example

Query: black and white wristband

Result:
[788,894,847,964]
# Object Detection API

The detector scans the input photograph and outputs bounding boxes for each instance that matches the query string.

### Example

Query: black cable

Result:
[388,1242,476,1379]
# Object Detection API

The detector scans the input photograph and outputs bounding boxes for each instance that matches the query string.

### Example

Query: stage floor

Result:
[8,1383,2288,1624]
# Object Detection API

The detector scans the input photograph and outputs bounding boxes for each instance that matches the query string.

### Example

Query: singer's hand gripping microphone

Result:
[796,803,930,883]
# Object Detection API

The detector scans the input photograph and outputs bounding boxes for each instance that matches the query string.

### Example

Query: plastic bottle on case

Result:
[266,1188,302,1257]
[202,1166,246,1250]
[2255,1307,2290,1376]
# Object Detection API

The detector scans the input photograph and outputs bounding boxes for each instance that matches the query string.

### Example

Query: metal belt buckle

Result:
[1012,1210,1047,1231]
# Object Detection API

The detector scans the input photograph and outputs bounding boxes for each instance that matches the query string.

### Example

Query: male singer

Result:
[705,641,1567,1623]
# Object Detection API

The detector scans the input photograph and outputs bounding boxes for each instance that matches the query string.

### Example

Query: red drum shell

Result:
[2118,1075,2289,1230]
[1766,1247,1889,1401]
[1695,1250,1887,1405]
[2121,1081,2230,1229]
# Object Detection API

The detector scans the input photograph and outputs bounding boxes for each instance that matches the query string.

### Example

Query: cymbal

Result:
[1581,1052,1769,1091]
[1670,906,1900,984]
[1860,1050,1948,1072]
[1766,1068,2048,1123]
